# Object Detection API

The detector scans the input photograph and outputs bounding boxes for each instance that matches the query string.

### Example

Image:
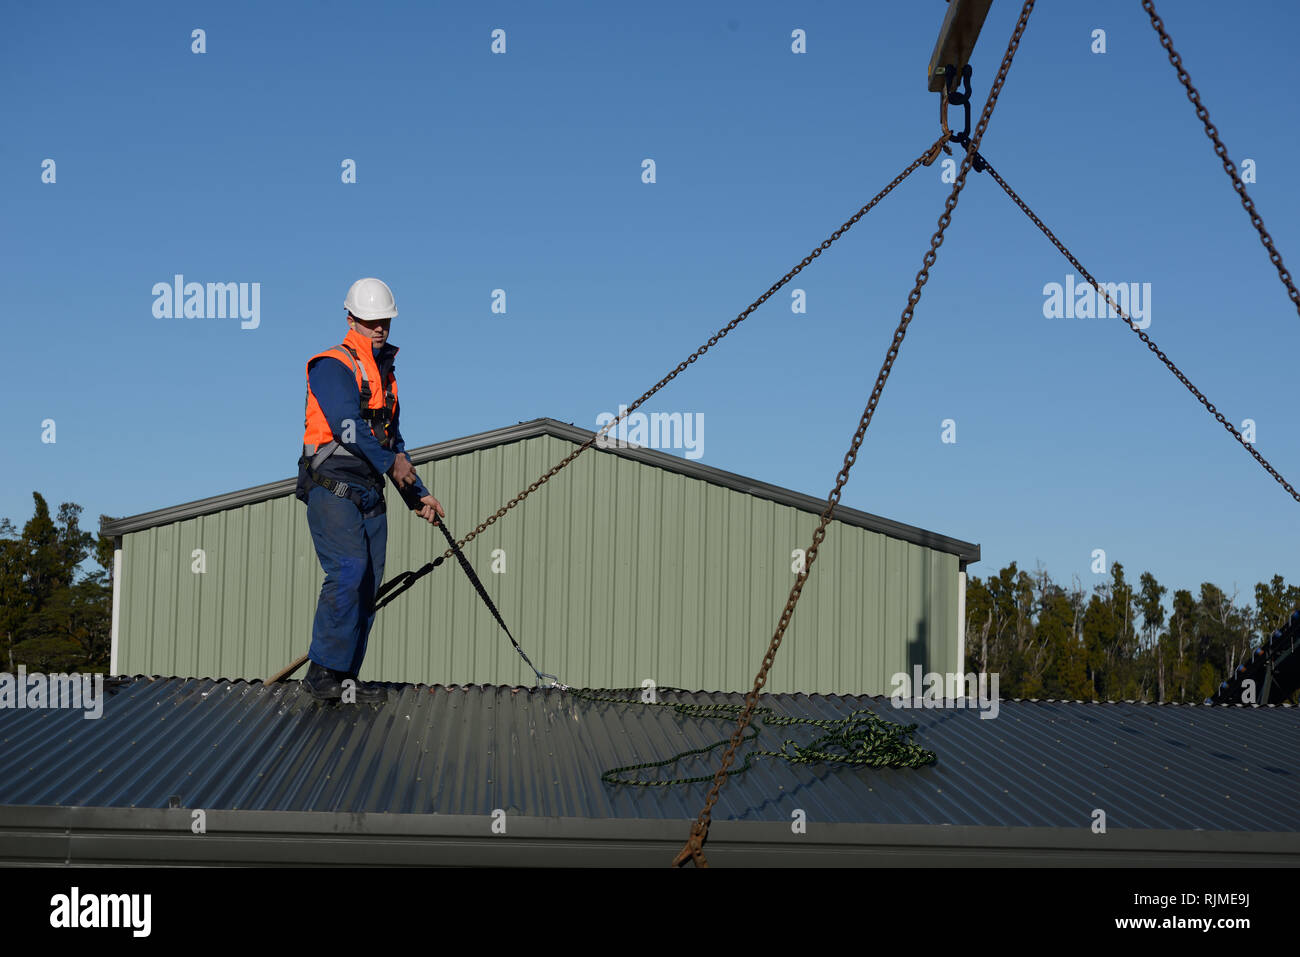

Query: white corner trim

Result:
[110,545,123,675]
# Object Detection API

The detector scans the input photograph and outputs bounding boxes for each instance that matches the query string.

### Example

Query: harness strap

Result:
[308,440,339,470]
[306,469,386,518]
[337,342,371,406]
[306,343,399,473]
[338,341,397,444]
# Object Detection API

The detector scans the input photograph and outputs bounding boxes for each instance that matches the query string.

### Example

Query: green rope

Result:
[566,687,937,787]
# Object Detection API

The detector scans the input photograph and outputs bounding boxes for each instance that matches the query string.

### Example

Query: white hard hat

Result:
[344,277,398,321]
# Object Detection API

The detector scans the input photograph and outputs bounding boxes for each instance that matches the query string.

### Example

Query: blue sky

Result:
[3,0,1297,611]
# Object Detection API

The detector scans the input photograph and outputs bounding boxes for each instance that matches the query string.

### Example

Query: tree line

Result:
[965,561,1299,703]
[2,493,1295,704]
[2,493,112,673]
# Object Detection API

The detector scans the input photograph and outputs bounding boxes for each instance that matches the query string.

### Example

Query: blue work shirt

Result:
[307,340,430,510]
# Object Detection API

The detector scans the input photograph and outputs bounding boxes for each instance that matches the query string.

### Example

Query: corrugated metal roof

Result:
[98,417,980,564]
[1,677,1296,833]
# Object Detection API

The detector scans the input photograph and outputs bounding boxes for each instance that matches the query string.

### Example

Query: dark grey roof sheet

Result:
[98,417,980,564]
[1,677,1295,833]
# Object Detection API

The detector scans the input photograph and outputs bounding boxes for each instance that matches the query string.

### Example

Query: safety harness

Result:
[300,341,399,517]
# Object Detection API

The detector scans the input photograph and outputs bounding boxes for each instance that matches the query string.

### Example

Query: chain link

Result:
[568,688,935,787]
[672,0,1040,869]
[983,161,1300,504]
[427,135,951,565]
[1141,0,1300,319]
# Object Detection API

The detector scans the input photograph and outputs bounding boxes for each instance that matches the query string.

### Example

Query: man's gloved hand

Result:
[416,494,445,525]
[389,452,417,488]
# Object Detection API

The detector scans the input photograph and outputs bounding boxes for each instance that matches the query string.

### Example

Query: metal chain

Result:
[1141,0,1300,319]
[568,687,934,787]
[982,160,1300,504]
[672,0,1039,869]
[426,135,951,564]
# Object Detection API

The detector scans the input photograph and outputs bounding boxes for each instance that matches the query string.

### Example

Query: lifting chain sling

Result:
[1141,0,1300,320]
[413,135,952,567]
[671,0,1040,869]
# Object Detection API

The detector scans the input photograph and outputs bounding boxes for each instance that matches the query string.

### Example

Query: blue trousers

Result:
[306,484,387,675]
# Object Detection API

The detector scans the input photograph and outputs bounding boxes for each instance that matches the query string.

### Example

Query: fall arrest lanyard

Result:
[373,518,564,689]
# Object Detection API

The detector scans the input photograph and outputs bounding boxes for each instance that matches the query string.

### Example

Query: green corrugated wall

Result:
[117,434,960,693]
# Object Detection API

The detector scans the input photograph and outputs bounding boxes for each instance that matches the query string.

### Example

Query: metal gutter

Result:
[1,805,1294,867]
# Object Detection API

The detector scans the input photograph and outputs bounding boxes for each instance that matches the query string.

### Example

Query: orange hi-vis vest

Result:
[302,328,399,471]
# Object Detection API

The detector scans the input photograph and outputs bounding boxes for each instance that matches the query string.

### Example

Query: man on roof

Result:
[296,277,444,703]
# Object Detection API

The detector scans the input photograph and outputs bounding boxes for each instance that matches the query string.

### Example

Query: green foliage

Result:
[1,493,113,673]
[1255,575,1300,636]
[966,562,1298,704]
[1038,581,1090,699]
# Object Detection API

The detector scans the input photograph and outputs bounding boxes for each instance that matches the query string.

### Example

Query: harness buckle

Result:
[333,481,349,498]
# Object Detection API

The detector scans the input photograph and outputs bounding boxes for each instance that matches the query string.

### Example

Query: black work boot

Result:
[340,674,390,704]
[302,661,344,701]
